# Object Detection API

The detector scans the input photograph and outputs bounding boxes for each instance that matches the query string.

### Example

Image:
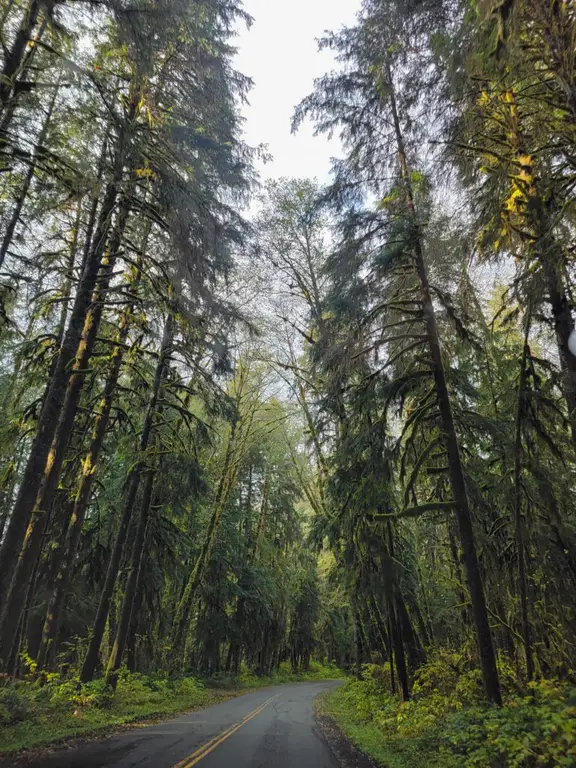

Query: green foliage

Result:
[0,1,575,764]
[442,680,576,767]
[210,660,344,690]
[0,670,214,753]
[324,656,576,768]
[0,662,343,754]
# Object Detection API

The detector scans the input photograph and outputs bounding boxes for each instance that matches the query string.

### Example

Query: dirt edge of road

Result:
[314,694,378,768]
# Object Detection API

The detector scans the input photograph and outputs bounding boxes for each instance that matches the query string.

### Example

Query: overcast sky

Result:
[233,0,361,184]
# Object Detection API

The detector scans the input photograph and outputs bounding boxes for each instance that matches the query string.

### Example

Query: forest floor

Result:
[0,663,342,758]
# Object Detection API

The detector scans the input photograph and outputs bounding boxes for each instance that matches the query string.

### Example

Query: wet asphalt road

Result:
[14,681,343,768]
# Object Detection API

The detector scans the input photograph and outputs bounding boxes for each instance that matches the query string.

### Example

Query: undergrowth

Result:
[323,652,576,768]
[207,660,343,689]
[0,660,342,754]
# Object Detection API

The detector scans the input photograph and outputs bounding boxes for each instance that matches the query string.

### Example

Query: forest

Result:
[0,0,574,766]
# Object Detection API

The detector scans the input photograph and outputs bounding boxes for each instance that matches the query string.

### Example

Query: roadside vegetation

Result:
[0,661,341,754]
[322,658,576,768]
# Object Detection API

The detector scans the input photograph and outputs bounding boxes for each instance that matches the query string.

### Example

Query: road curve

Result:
[13,681,343,768]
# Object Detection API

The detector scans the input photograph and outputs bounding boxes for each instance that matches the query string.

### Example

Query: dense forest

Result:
[0,0,575,765]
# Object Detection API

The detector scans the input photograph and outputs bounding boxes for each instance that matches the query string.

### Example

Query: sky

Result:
[233,0,361,184]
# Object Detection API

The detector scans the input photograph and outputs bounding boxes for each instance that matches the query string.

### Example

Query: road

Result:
[15,682,344,768]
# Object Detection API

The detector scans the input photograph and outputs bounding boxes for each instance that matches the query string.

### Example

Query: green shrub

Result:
[440,680,576,767]
[0,686,30,726]
[80,679,115,709]
[212,659,343,689]
[324,656,576,768]
[175,677,205,697]
[0,669,215,753]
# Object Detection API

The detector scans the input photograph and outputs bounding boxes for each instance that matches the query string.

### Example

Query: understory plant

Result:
[325,654,576,768]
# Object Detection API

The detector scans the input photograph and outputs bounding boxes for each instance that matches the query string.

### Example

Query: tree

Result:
[294,1,502,703]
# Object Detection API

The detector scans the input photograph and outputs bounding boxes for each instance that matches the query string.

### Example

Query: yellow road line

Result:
[173,694,279,768]
[172,724,239,768]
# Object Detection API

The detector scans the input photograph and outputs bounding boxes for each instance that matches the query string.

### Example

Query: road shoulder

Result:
[314,693,378,768]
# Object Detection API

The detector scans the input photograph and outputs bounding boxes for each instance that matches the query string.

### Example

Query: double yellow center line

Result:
[173,694,280,768]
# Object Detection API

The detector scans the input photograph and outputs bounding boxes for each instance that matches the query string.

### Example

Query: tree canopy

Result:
[0,4,574,756]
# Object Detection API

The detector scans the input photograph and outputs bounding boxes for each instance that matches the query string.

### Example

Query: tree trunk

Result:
[503,91,576,450]
[0,132,127,609]
[545,265,576,446]
[387,588,410,701]
[385,523,410,701]
[172,393,259,659]
[448,522,471,633]
[0,0,45,112]
[353,608,363,679]
[126,581,144,674]
[34,221,148,672]
[386,61,501,705]
[0,69,59,269]
[227,464,265,676]
[414,200,500,704]
[105,468,156,686]
[0,187,133,662]
[80,315,173,682]
[397,592,425,669]
[0,15,47,154]
[368,593,391,663]
[253,469,269,559]
[513,318,534,681]
[7,509,46,676]
[0,0,17,30]
[172,417,243,659]
[78,131,111,277]
[35,274,141,671]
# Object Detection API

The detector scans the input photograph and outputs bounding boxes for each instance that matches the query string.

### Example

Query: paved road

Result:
[15,682,343,768]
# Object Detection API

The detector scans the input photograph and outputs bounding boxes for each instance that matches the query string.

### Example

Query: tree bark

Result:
[353,607,363,680]
[385,523,410,701]
[545,265,576,446]
[386,612,396,694]
[35,258,143,671]
[0,186,133,662]
[397,591,425,669]
[513,317,534,681]
[80,315,173,682]
[105,468,157,686]
[0,132,127,609]
[0,14,47,154]
[368,593,391,663]
[171,401,253,660]
[0,0,46,112]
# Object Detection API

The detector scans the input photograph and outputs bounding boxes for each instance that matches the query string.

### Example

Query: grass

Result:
[0,661,343,756]
[320,688,439,768]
